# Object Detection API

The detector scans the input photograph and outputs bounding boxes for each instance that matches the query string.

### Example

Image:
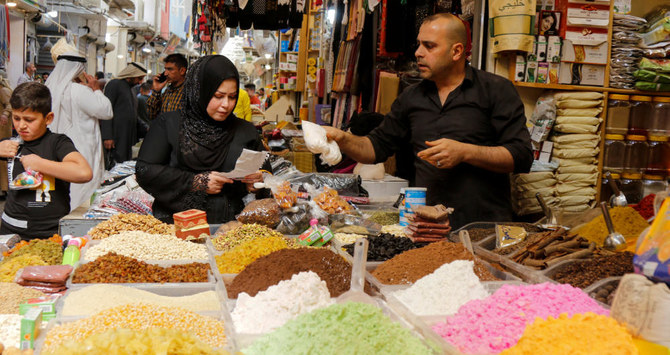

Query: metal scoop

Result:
[600,201,627,251]
[337,238,376,305]
[605,172,628,207]
[536,193,560,229]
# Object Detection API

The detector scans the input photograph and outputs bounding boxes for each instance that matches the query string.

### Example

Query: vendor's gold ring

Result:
[436,161,441,168]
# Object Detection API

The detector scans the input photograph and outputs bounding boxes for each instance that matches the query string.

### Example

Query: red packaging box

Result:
[173,209,207,230]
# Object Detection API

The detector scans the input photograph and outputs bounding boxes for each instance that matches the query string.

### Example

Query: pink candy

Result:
[431,282,609,354]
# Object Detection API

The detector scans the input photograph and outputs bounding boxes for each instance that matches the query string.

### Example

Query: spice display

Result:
[381,224,406,237]
[367,211,400,225]
[271,181,298,208]
[88,213,174,240]
[432,283,608,354]
[550,251,634,288]
[343,233,418,261]
[605,94,631,135]
[84,231,208,261]
[236,198,281,228]
[589,280,620,306]
[2,235,61,258]
[313,186,351,214]
[394,260,489,316]
[215,236,289,274]
[214,220,243,236]
[211,224,284,252]
[45,328,229,355]
[463,223,542,243]
[506,228,596,269]
[334,233,367,245]
[573,206,648,250]
[72,253,209,284]
[61,284,221,316]
[0,314,22,349]
[42,304,227,352]
[500,313,636,355]
[0,283,45,314]
[633,193,656,220]
[228,248,355,298]
[243,302,432,355]
[2,239,62,265]
[0,255,47,282]
[232,271,334,334]
[371,241,499,284]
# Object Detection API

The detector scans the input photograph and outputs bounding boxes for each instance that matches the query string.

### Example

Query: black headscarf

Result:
[179,55,240,171]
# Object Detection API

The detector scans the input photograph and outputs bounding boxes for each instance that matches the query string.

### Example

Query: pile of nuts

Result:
[88,214,174,240]
[72,253,210,284]
[85,231,208,261]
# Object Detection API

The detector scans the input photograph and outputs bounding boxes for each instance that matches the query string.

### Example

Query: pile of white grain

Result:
[84,231,208,261]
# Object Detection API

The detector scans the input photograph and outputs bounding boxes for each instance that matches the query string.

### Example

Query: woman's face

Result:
[541,15,555,32]
[206,78,238,121]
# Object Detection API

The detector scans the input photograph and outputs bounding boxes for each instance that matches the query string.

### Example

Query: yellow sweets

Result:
[501,313,637,355]
[215,236,288,274]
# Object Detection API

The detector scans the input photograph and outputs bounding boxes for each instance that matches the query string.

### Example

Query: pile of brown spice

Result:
[550,251,634,288]
[371,241,499,284]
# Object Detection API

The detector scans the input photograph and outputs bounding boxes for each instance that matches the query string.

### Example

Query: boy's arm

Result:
[20,152,93,183]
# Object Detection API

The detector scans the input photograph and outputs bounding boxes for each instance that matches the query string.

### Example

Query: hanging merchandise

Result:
[0,5,9,64]
[489,0,537,53]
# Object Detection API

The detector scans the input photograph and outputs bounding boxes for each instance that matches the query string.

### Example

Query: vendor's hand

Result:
[241,172,263,193]
[20,154,43,171]
[152,75,168,92]
[417,138,470,169]
[323,126,345,143]
[103,140,115,150]
[0,140,18,158]
[206,172,234,194]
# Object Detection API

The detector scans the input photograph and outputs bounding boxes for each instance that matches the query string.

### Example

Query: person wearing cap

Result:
[101,62,147,166]
[45,52,113,210]
[324,13,533,229]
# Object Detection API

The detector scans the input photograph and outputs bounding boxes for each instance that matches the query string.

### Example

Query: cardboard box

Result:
[559,62,605,86]
[174,209,207,230]
[286,53,298,63]
[561,39,608,64]
[547,36,562,63]
[515,55,526,82]
[525,61,539,83]
[175,225,210,240]
[536,35,548,62]
[537,63,549,84]
[548,62,561,84]
[20,308,42,350]
[565,27,609,46]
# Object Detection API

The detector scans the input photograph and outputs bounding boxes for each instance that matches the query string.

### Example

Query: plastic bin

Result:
[473,246,548,283]
[80,238,209,263]
[584,276,622,307]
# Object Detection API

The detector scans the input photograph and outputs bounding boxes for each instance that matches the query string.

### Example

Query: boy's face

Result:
[12,108,53,141]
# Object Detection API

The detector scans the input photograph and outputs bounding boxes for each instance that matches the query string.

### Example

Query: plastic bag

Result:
[236,198,281,228]
[287,173,368,197]
[10,169,42,189]
[307,184,352,214]
[214,221,243,236]
[264,175,298,208]
[634,196,670,284]
[412,204,452,222]
[301,121,342,166]
[529,96,556,146]
[17,265,73,283]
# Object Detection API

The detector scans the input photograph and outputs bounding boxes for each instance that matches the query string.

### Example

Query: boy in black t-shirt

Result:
[0,82,92,240]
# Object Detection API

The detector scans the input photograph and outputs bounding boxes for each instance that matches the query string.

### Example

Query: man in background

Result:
[148,54,187,120]
[245,83,261,105]
[17,62,36,86]
[136,81,152,138]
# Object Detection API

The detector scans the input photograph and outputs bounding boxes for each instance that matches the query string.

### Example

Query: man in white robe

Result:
[46,52,113,211]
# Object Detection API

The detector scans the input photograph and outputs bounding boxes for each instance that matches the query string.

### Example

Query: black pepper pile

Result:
[343,234,420,261]
[551,251,634,288]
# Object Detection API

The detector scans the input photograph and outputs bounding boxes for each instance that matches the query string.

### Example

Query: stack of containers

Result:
[550,92,603,212]
[510,172,557,215]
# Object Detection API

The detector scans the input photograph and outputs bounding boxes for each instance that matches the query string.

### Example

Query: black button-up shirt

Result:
[368,65,533,229]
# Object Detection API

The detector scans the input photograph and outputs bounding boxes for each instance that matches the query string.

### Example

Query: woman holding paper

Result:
[136,55,268,223]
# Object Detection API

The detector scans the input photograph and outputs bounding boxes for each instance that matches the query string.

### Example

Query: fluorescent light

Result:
[6,2,16,7]
[147,69,152,74]
[264,53,272,59]
[327,9,336,24]
[142,46,151,53]
[265,64,271,70]
[47,10,58,17]
[117,54,124,59]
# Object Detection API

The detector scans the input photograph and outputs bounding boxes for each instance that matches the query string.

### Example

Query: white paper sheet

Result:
[220,149,269,179]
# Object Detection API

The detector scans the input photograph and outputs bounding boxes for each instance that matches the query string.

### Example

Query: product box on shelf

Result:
[559,62,605,86]
[174,209,210,240]
[561,39,608,64]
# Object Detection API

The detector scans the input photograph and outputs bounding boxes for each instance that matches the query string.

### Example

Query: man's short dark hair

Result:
[140,81,152,92]
[244,83,256,91]
[10,82,51,116]
[95,71,105,79]
[164,54,188,69]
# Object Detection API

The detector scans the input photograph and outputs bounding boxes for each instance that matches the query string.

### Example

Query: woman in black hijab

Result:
[136,55,267,223]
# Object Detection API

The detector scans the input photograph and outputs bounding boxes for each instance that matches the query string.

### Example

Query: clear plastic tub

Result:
[584,276,621,307]
[473,246,549,284]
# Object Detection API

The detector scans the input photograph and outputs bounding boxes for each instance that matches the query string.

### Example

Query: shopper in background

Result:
[324,13,533,229]
[245,83,261,105]
[0,70,13,198]
[148,53,187,120]
[234,87,252,121]
[136,55,267,223]
[101,62,146,167]
[46,52,113,210]
[95,71,105,80]
[41,73,49,83]
[136,81,152,138]
[0,82,92,240]
[16,62,37,86]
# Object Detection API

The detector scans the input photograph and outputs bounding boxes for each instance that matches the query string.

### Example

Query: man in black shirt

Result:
[325,13,533,228]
